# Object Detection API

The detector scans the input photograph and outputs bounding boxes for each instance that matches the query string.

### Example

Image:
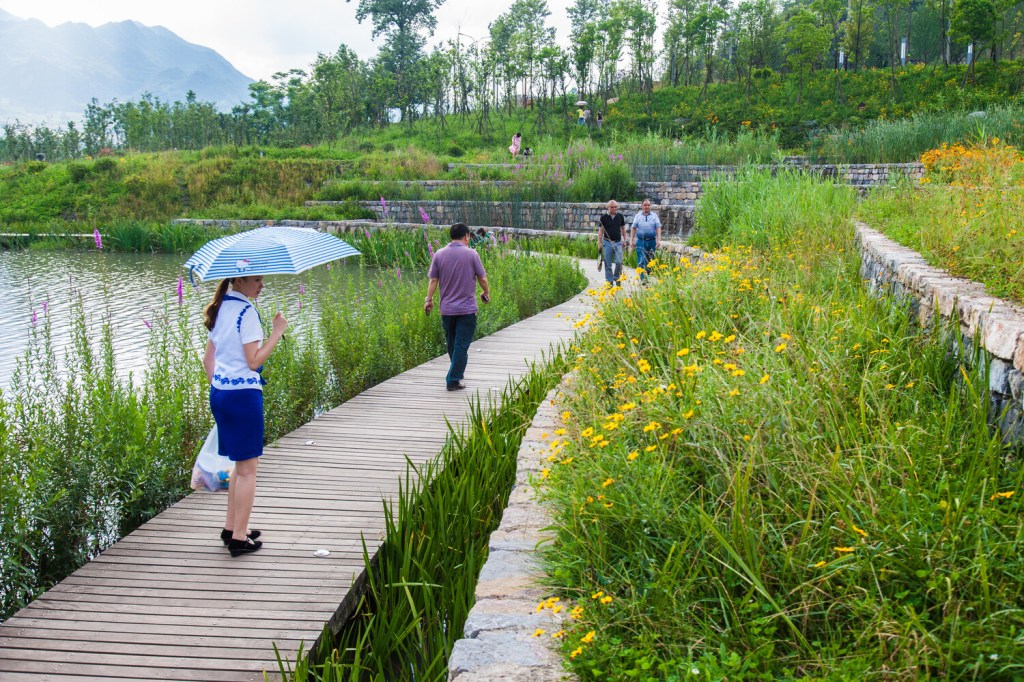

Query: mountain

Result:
[0,9,253,125]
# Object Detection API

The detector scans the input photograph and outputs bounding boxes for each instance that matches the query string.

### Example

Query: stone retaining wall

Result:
[446,162,924,186]
[341,201,694,237]
[857,223,1024,441]
[447,387,574,681]
[637,181,704,204]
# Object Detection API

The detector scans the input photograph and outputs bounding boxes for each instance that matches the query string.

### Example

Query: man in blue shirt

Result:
[629,199,661,283]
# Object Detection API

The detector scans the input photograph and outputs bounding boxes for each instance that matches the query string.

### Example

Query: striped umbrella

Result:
[183,226,361,283]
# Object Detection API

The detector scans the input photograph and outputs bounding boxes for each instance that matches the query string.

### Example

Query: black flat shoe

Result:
[228,537,263,557]
[447,382,466,391]
[221,528,261,546]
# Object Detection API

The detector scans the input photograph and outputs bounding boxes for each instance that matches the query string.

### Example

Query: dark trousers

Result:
[441,313,477,388]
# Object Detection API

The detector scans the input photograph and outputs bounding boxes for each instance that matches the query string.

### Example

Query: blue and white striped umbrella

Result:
[183,226,361,282]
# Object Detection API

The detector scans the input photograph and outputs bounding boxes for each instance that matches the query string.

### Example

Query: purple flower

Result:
[31,309,37,326]
[326,262,332,270]
[380,196,389,218]
[93,228,103,250]
[41,300,48,313]
[299,284,306,295]
[396,266,402,280]
[419,207,431,224]
[364,228,371,239]
[143,319,152,329]
[297,299,303,310]
[177,277,184,305]
[515,164,521,171]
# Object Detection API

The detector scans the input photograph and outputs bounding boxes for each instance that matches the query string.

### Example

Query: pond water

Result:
[0,250,371,389]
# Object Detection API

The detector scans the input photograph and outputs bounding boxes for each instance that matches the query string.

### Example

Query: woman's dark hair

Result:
[203,279,232,331]
[476,228,486,236]
[515,132,521,137]
[450,223,471,240]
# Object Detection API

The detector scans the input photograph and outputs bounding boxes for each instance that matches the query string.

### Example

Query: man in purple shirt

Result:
[424,223,491,391]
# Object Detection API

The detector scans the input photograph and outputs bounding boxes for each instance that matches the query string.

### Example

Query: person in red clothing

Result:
[424,223,491,391]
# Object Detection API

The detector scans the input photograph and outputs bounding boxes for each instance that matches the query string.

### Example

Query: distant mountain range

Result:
[0,9,254,125]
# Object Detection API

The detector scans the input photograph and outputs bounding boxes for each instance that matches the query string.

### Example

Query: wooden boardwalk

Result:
[0,260,604,681]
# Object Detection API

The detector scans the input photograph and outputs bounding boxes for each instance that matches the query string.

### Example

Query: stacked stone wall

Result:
[341,200,694,237]
[857,223,1024,442]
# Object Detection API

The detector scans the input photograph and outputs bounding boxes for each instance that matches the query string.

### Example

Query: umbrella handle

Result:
[188,266,198,289]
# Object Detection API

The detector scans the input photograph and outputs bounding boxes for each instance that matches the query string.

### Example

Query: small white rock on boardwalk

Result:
[0,259,605,682]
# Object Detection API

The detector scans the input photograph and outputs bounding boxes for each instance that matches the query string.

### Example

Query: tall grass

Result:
[811,106,1024,163]
[0,236,586,622]
[275,362,566,681]
[538,172,1024,678]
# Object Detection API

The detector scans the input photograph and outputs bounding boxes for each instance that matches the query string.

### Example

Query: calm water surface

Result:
[0,251,372,389]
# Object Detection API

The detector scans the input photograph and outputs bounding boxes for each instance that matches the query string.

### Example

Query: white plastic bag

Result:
[190,425,234,492]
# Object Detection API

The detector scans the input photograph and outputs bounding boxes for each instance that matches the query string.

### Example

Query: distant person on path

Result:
[629,199,662,283]
[577,107,585,125]
[598,199,626,286]
[424,223,491,391]
[595,111,604,129]
[509,132,522,158]
[203,276,287,557]
[583,109,592,127]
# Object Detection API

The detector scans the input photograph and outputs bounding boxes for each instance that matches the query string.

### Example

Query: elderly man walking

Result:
[598,199,626,286]
[424,223,491,391]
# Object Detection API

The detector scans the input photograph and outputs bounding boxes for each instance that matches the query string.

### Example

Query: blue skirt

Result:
[210,387,264,461]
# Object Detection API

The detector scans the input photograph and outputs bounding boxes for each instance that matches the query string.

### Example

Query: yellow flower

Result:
[581,630,596,644]
[570,646,583,658]
[760,374,770,384]
[591,591,604,599]
[581,427,594,438]
[683,410,694,419]
[532,628,546,637]
[885,383,895,390]
[671,428,683,435]
[602,477,614,487]
[643,421,662,432]
[571,606,584,619]
[775,343,787,353]
[551,630,565,639]
[552,605,563,614]
[731,369,746,377]
[600,595,613,604]
[729,389,741,397]
[676,348,690,357]
[638,359,651,373]
[852,524,868,538]
[645,444,658,452]
[627,450,639,461]
[696,330,707,339]
[562,411,571,421]
[540,468,550,479]
[724,334,736,343]
[814,560,827,568]
[781,333,791,340]
[991,490,1015,500]
[834,546,856,554]
[620,402,636,411]
[554,428,566,435]
[905,381,915,389]
[743,434,751,441]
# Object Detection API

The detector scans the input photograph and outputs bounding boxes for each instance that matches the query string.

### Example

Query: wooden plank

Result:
[0,259,604,681]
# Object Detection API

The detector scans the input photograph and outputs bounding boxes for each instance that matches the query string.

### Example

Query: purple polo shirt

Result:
[428,242,486,316]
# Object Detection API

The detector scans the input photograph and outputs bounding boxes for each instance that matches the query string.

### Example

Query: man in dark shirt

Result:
[598,199,626,286]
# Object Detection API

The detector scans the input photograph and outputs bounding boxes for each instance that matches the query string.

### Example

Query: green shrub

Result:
[568,163,637,203]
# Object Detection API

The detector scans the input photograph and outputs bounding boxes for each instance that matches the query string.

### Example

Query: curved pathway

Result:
[0,258,605,681]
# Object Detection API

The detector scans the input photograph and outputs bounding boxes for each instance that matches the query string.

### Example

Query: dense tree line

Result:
[3,0,1022,162]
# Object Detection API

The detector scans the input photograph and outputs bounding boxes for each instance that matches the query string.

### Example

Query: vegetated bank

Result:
[0,230,586,623]
[858,138,1024,305]
[536,171,1022,678]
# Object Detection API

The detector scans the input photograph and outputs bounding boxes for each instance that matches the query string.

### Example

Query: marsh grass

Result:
[275,361,566,681]
[811,106,1024,164]
[539,172,1024,678]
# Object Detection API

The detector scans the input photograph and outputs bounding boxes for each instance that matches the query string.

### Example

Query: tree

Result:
[843,0,875,69]
[782,8,829,102]
[351,0,447,122]
[568,0,603,98]
[951,0,996,80]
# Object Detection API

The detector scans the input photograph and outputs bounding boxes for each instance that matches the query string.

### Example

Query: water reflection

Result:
[0,251,368,389]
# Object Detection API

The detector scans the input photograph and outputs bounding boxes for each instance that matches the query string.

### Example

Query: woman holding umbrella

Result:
[202,276,287,556]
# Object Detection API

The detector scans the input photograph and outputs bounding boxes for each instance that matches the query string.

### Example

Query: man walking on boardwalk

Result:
[598,199,626,286]
[424,223,491,391]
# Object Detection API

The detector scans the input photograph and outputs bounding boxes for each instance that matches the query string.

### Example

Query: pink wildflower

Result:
[93,228,103,250]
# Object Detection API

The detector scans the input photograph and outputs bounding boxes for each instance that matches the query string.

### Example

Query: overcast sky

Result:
[0,0,584,81]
